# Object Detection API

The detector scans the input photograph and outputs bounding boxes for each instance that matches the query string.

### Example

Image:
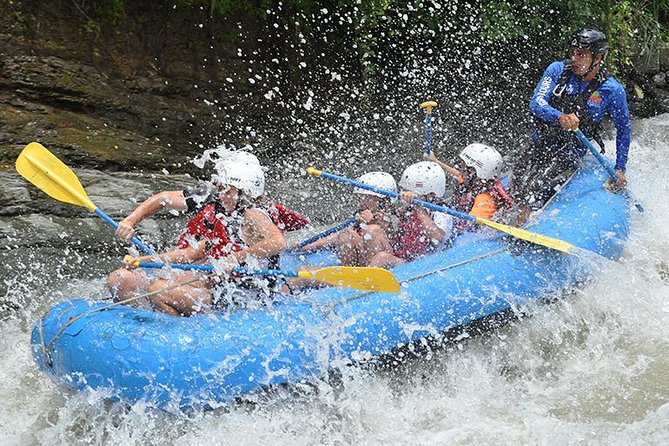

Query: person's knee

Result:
[368,252,389,267]
[362,225,391,251]
[147,279,167,297]
[144,279,169,305]
[363,225,384,238]
[338,228,362,246]
[108,268,128,286]
[336,229,363,259]
[107,269,135,298]
[369,252,404,268]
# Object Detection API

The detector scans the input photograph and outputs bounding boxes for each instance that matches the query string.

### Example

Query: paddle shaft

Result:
[424,113,434,157]
[95,209,155,255]
[136,260,400,292]
[310,169,475,223]
[308,167,579,254]
[16,142,155,255]
[290,218,357,252]
[574,130,618,179]
[136,261,298,277]
[420,101,438,157]
[574,129,644,213]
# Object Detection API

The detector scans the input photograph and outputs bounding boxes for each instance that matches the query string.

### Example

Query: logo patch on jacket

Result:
[588,91,602,105]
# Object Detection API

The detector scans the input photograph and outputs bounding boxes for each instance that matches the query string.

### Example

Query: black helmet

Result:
[570,28,609,57]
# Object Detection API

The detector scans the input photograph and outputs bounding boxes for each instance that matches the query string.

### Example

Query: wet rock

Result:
[660,43,669,71]
[8,96,49,113]
[0,165,197,251]
[626,70,669,118]
[659,261,669,284]
[0,170,32,216]
[0,55,197,169]
[0,52,295,173]
[2,55,119,109]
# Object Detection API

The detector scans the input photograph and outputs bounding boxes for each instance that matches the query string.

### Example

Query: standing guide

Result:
[512,28,631,222]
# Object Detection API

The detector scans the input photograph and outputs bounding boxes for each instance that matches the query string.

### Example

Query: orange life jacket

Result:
[469,192,497,219]
[454,178,512,219]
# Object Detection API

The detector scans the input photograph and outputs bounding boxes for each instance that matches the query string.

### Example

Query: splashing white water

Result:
[2,108,668,445]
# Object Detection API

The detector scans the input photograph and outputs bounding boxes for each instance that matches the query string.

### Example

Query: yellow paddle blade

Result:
[15,142,97,211]
[476,217,575,254]
[420,100,438,113]
[299,266,401,293]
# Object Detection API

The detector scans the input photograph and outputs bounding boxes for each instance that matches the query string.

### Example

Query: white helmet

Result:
[231,150,260,166]
[399,161,446,197]
[459,143,503,180]
[354,171,397,200]
[212,148,260,167]
[215,161,265,199]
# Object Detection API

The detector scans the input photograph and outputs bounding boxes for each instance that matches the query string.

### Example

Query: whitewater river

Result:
[1,114,668,445]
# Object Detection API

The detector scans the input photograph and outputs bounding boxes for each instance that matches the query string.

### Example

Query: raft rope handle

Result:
[303,246,507,309]
[37,277,201,368]
[37,317,50,367]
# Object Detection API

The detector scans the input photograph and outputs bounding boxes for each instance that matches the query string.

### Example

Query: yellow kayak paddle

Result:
[131,259,401,293]
[15,142,155,253]
[307,167,577,254]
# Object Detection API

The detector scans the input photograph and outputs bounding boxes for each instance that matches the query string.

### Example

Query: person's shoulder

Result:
[543,60,567,74]
[597,75,628,106]
[537,60,566,81]
[547,60,566,70]
[243,207,273,222]
[601,75,626,93]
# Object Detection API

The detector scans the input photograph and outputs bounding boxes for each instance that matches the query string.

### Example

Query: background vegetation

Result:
[1,0,667,165]
[64,0,668,77]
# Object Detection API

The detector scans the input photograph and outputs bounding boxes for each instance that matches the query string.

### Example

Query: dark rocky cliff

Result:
[1,0,357,171]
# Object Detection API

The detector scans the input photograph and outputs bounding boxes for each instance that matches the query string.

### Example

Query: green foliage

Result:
[0,0,33,33]
[478,0,668,75]
[82,18,101,35]
[599,0,637,71]
[336,0,393,76]
[88,0,125,25]
[62,0,668,77]
[171,0,317,19]
[480,1,548,42]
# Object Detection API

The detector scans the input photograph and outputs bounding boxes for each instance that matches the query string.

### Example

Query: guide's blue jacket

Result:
[530,60,631,171]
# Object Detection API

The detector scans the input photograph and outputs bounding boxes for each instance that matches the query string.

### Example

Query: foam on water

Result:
[1,115,668,445]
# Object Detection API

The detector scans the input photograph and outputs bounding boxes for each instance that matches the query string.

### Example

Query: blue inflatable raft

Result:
[31,159,630,410]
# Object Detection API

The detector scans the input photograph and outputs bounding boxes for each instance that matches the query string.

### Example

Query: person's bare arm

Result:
[300,231,340,251]
[116,191,188,241]
[415,208,445,244]
[234,209,288,264]
[428,151,462,179]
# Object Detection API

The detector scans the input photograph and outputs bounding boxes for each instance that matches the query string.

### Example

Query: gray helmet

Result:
[570,28,609,57]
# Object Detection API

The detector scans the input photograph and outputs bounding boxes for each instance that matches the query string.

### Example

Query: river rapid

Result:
[1,114,668,445]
